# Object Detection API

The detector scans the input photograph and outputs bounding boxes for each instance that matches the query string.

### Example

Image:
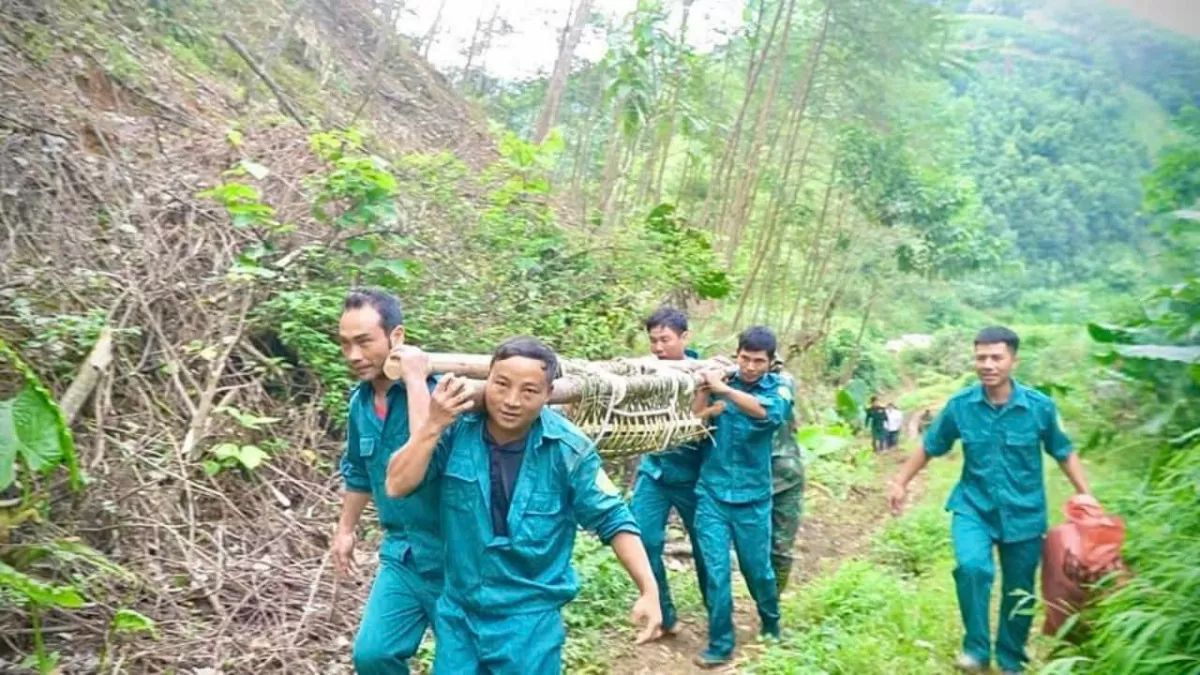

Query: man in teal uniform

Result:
[332,288,442,675]
[630,306,709,636]
[385,337,662,673]
[693,326,790,667]
[769,364,804,594]
[888,326,1093,674]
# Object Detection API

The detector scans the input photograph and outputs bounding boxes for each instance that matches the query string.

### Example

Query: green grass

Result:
[748,427,1120,674]
[749,458,962,674]
[564,534,640,672]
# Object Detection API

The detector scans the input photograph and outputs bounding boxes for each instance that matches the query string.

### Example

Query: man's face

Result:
[648,325,689,360]
[338,306,400,382]
[974,342,1016,388]
[736,349,771,384]
[485,356,552,436]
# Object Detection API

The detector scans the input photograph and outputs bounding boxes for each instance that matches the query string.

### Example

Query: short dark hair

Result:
[737,325,777,359]
[974,326,1020,354]
[490,336,560,387]
[343,288,404,333]
[645,306,688,335]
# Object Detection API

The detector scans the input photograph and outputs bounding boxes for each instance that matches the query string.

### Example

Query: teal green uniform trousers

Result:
[353,554,440,674]
[695,491,780,658]
[630,474,709,630]
[952,512,1043,672]
[432,596,565,674]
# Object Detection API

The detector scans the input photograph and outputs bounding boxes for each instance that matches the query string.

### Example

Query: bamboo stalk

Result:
[384,352,736,404]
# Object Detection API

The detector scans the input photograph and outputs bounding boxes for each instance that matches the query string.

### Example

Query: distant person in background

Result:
[918,408,934,434]
[887,326,1093,675]
[884,403,903,450]
[865,396,888,453]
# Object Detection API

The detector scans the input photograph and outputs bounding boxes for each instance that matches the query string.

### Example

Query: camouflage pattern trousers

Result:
[770,449,805,593]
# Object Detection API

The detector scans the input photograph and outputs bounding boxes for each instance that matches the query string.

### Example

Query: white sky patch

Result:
[399,0,744,81]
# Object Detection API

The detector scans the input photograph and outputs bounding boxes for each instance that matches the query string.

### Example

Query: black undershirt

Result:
[485,427,527,537]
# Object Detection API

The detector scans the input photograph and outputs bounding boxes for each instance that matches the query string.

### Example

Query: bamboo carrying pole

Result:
[383,352,733,404]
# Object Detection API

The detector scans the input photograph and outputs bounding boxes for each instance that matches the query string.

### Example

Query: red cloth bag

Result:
[1041,494,1127,636]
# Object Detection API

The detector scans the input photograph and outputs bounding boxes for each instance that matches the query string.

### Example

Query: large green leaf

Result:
[111,608,158,636]
[0,338,80,490]
[0,400,14,491]
[795,424,853,458]
[10,387,63,473]
[236,445,268,470]
[0,561,86,608]
[1114,344,1200,364]
[1087,322,1138,344]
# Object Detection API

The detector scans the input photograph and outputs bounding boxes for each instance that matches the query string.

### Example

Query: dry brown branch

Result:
[221,32,309,128]
[60,326,115,424]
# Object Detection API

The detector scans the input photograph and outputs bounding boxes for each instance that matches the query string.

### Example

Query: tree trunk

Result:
[649,0,694,205]
[785,157,839,337]
[460,11,484,87]
[534,0,594,143]
[721,0,799,263]
[421,0,448,60]
[839,274,881,385]
[700,0,783,234]
[724,0,829,265]
[472,4,502,94]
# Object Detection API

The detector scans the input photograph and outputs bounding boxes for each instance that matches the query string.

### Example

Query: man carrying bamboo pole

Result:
[693,326,791,668]
[385,336,662,673]
[332,289,441,675]
[630,306,710,638]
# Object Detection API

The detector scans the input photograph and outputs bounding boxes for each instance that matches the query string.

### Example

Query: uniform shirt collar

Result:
[968,379,1028,409]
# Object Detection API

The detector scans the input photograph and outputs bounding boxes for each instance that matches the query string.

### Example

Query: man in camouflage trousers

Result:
[770,365,804,593]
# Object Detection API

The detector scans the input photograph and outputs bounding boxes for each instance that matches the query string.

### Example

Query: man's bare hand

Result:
[887,481,907,515]
[631,592,663,644]
[386,344,430,383]
[697,401,726,420]
[331,530,357,576]
[429,374,474,430]
[700,369,730,395]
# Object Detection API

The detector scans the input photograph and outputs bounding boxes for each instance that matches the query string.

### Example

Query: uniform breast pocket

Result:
[359,437,376,458]
[443,465,478,512]
[1005,430,1041,478]
[520,491,564,541]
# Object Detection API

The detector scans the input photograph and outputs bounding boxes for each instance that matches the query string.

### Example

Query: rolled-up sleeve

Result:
[748,388,789,430]
[922,405,960,458]
[340,411,371,493]
[570,449,640,543]
[1042,401,1074,462]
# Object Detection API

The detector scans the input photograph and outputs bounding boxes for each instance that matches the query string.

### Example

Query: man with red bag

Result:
[887,326,1094,674]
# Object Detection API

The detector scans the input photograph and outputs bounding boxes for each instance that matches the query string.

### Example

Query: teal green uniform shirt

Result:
[699,371,790,504]
[427,408,640,615]
[638,351,705,485]
[923,380,1073,543]
[340,380,443,576]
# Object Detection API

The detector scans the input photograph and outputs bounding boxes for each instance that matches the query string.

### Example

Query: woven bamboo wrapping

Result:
[389,353,731,457]
[558,357,713,458]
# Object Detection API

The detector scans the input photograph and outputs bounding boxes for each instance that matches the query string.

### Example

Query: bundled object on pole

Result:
[386,352,730,457]
[1042,494,1128,638]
